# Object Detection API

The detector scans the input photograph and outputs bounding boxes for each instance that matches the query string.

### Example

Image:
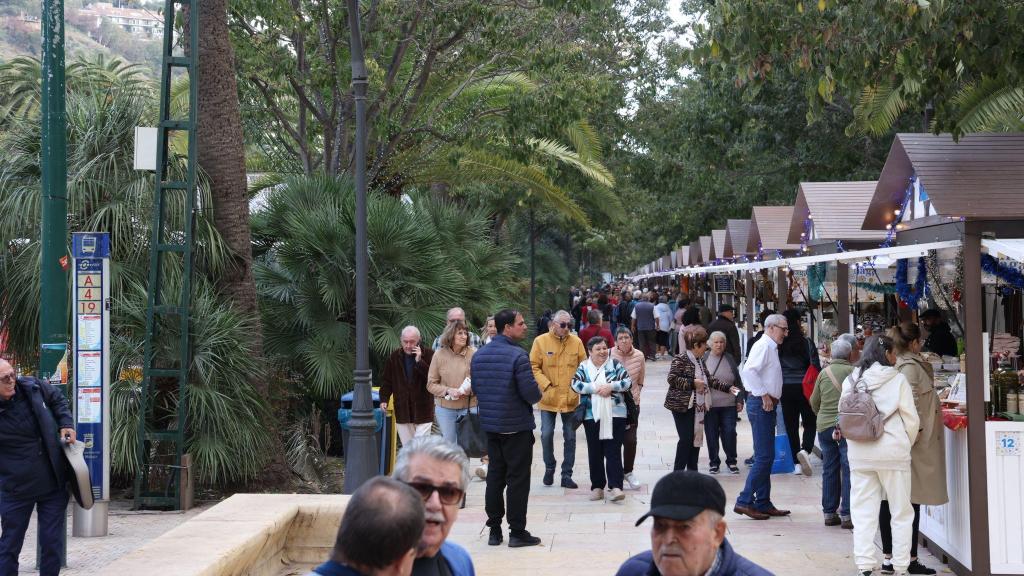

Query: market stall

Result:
[862,132,1024,576]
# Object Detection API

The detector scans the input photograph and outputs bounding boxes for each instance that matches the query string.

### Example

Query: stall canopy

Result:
[690,240,702,266]
[864,133,1024,230]
[748,206,800,253]
[712,229,730,260]
[726,219,753,257]
[699,235,713,263]
[788,181,887,246]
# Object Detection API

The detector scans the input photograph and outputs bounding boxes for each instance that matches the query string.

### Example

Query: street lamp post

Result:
[343,0,379,493]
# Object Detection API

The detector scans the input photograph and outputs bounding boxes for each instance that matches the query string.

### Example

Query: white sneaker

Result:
[609,488,625,502]
[624,473,640,489]
[792,467,804,475]
[589,488,604,501]
[474,464,488,480]
[797,450,813,476]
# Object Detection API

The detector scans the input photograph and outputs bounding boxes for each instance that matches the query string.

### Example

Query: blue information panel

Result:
[72,233,110,502]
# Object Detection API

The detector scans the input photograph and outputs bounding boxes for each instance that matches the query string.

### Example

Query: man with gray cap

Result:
[616,471,773,576]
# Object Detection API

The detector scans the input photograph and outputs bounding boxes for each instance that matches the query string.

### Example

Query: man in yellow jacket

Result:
[530,310,587,489]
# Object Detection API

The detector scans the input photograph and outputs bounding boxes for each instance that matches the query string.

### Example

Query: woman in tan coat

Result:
[426,320,477,445]
[880,321,947,575]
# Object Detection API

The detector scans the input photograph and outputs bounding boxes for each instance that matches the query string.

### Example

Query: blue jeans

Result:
[818,427,851,517]
[0,489,68,576]
[540,410,576,478]
[736,397,776,511]
[435,405,477,446]
[704,406,738,467]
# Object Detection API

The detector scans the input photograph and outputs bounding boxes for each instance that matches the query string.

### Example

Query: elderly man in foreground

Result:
[392,436,475,576]
[616,471,773,576]
[0,359,76,576]
[309,476,423,576]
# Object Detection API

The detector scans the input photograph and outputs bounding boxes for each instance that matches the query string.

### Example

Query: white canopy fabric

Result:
[629,239,962,280]
[982,239,1024,262]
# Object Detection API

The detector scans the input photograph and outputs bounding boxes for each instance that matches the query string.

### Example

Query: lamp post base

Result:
[343,369,379,493]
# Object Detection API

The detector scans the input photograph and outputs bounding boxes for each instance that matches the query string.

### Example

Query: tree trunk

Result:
[191,0,291,487]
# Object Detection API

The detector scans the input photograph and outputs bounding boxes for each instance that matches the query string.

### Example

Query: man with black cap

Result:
[617,471,773,576]
[707,304,741,362]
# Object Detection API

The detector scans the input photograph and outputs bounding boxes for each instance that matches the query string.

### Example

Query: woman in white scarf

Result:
[571,336,632,502]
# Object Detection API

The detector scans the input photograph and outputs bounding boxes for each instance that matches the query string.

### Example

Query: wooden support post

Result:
[963,224,990,576]
[837,263,850,334]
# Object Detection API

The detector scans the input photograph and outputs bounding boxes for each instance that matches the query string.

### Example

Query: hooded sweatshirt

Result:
[840,363,920,472]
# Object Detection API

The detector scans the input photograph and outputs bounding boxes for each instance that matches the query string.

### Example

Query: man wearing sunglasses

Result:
[0,359,76,576]
[530,309,587,489]
[392,436,475,576]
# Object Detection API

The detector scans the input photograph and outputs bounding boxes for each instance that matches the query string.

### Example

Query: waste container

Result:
[338,390,388,475]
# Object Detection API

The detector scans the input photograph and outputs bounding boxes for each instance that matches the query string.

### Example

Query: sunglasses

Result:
[558,322,570,328]
[405,481,465,505]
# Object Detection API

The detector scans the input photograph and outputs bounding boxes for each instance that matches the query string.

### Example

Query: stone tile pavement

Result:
[15,357,949,575]
[448,357,950,576]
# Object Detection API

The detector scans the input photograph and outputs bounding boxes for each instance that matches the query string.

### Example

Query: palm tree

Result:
[252,174,519,400]
[0,55,268,486]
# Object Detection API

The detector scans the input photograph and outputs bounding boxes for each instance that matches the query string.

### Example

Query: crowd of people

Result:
[0,278,953,576]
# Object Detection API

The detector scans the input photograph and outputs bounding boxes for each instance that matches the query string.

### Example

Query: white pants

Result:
[850,469,914,573]
[397,422,433,446]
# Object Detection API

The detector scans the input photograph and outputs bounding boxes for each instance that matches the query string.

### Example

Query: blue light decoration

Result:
[882,176,917,248]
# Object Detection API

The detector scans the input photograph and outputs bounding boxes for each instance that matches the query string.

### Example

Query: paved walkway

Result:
[450,357,948,576]
[15,358,948,574]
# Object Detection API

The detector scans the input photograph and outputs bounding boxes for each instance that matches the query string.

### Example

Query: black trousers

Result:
[485,431,534,534]
[0,489,68,576]
[638,330,657,359]
[781,384,817,462]
[623,407,639,474]
[671,408,700,471]
[880,501,921,558]
[582,417,626,490]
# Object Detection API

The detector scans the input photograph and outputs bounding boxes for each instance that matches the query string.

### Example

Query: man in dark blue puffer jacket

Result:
[470,309,542,550]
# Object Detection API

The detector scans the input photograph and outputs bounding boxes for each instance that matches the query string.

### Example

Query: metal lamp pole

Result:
[343,0,379,493]
[40,0,69,567]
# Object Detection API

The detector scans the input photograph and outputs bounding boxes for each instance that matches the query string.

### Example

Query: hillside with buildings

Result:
[0,0,162,75]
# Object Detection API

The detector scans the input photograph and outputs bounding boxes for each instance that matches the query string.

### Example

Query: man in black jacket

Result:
[707,304,742,361]
[920,309,958,358]
[471,309,543,549]
[0,359,75,576]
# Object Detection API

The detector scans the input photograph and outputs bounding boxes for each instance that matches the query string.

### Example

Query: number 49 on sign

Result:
[997,431,1021,456]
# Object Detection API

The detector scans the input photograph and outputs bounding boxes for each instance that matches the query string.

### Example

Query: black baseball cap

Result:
[635,471,726,526]
[718,304,736,314]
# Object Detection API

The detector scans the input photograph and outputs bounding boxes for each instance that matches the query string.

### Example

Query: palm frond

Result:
[563,119,604,161]
[950,77,1024,134]
[526,137,616,187]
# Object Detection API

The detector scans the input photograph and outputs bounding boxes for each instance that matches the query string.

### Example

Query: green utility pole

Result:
[40,0,68,382]
[40,0,68,567]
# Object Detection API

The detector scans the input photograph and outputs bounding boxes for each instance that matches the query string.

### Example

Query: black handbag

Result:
[571,400,587,430]
[623,389,639,425]
[456,401,487,458]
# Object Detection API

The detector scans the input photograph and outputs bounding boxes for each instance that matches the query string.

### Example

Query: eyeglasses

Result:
[0,374,14,382]
[772,325,789,332]
[405,481,465,505]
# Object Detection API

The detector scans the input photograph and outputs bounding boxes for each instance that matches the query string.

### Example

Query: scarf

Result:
[584,357,615,440]
[687,350,707,447]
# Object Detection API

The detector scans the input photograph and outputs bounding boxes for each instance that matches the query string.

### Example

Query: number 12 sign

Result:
[997,431,1021,457]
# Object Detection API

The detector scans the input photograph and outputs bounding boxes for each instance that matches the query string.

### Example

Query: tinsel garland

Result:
[895,257,928,308]
[981,254,1024,289]
[807,262,827,301]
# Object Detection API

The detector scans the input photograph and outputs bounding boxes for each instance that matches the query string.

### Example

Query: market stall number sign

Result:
[997,431,1021,457]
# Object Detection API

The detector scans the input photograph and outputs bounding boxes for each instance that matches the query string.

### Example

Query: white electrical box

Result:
[134,126,158,171]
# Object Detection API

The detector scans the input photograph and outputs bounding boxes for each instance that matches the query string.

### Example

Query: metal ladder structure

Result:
[133,0,198,510]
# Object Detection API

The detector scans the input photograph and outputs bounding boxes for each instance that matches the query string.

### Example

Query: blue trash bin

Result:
[338,391,386,475]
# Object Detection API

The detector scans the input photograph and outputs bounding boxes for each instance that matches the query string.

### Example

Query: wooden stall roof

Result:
[712,229,730,259]
[689,240,702,265]
[699,236,713,263]
[748,206,800,253]
[864,132,1024,229]
[726,219,752,256]
[788,182,887,244]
